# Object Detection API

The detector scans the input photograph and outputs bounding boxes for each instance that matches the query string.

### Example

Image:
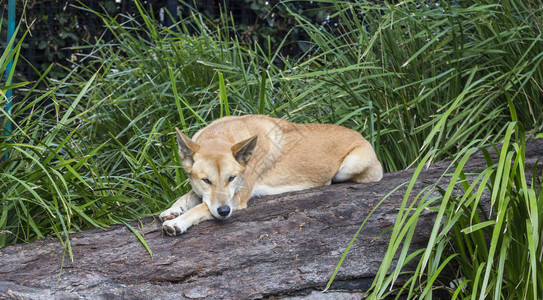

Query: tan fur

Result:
[160,115,383,236]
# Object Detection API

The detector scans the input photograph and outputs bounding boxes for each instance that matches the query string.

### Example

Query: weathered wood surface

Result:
[0,140,541,299]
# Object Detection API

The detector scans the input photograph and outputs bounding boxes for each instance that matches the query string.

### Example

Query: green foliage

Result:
[0,24,158,251]
[1,1,542,298]
[0,70,150,253]
[70,0,543,174]
[285,0,543,171]
[320,1,543,297]
[340,122,541,299]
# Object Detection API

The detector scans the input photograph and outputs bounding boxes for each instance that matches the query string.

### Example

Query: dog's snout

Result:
[217,205,231,217]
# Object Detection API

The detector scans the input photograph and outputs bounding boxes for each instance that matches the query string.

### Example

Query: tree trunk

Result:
[0,140,541,299]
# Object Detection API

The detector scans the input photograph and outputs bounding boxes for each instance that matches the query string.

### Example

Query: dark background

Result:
[1,0,339,82]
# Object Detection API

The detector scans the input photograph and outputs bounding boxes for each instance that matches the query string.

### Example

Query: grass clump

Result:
[286,0,543,170]
[0,25,158,250]
[336,123,542,299]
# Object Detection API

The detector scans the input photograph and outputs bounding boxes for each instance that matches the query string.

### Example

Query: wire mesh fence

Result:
[1,1,243,80]
[2,0,334,82]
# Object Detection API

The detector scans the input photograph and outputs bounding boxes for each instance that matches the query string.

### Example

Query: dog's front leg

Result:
[162,203,213,236]
[159,190,201,221]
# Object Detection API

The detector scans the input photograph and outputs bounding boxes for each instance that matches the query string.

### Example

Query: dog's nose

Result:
[217,205,231,217]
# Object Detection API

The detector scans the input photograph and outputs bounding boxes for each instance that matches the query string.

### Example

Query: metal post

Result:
[165,0,178,27]
[6,0,16,136]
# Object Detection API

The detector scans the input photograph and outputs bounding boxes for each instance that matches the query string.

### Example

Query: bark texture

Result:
[1,140,541,299]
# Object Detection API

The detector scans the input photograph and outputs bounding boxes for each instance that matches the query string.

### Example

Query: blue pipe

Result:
[5,0,15,161]
[6,0,15,129]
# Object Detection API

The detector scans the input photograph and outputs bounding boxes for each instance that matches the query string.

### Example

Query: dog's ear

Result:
[175,128,200,168]
[231,135,258,164]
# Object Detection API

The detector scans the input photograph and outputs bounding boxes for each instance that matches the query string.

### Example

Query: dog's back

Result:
[192,115,382,197]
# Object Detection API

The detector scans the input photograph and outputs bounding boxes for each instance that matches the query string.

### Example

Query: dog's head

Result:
[175,128,257,219]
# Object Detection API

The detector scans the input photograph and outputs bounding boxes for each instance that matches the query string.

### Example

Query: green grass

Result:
[333,122,541,299]
[0,21,159,251]
[287,0,543,169]
[1,0,542,297]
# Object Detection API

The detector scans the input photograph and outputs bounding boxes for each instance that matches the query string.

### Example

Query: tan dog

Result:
[160,115,382,236]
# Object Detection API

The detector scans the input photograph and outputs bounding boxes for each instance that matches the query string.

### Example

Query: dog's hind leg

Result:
[332,143,383,183]
[159,190,202,221]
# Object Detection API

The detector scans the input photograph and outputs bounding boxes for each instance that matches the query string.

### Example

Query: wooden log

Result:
[0,139,541,299]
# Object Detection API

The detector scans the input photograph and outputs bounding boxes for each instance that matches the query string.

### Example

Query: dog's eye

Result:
[228,176,236,183]
[201,178,212,185]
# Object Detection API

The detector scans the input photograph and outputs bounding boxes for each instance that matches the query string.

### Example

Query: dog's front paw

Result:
[162,218,191,236]
[159,206,184,221]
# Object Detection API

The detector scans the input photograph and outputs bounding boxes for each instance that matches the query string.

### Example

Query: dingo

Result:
[160,115,382,236]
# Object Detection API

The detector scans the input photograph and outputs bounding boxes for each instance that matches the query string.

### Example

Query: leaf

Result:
[122,221,153,258]
[461,220,496,234]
